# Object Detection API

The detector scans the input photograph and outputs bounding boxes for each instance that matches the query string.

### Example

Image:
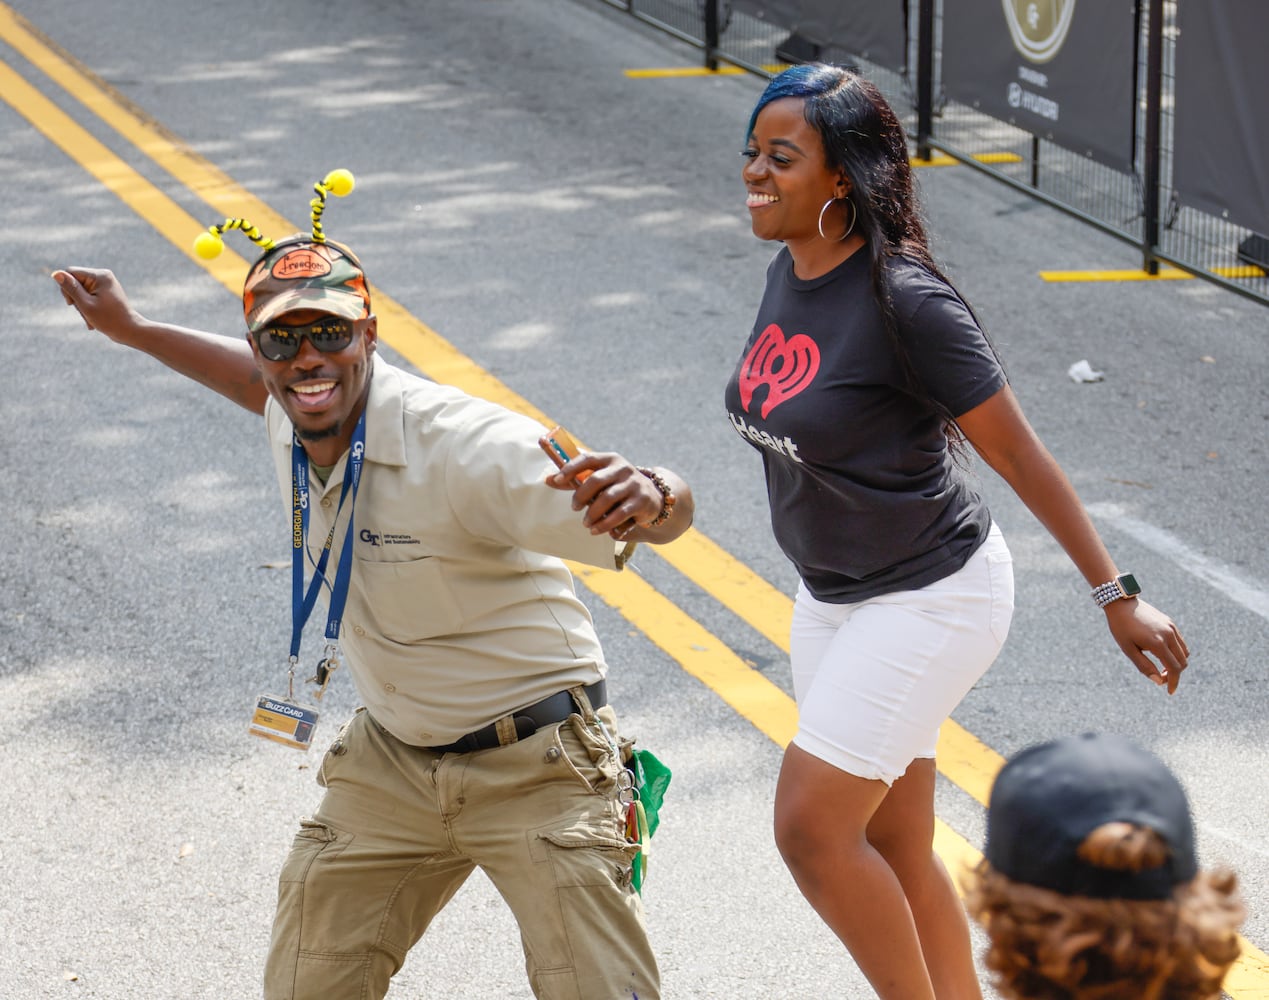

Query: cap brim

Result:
[246,286,368,333]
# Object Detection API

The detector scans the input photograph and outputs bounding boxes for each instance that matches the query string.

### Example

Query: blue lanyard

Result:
[290,412,366,669]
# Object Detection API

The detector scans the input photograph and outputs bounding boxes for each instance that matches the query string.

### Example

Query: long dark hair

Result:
[748,64,996,445]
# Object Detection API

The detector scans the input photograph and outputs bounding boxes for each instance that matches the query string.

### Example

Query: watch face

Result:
[1118,573,1141,597]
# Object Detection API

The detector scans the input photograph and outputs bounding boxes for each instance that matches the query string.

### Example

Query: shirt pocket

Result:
[354,555,463,642]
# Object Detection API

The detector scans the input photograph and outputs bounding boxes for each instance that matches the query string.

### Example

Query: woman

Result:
[722,63,1190,998]
[964,732,1244,1000]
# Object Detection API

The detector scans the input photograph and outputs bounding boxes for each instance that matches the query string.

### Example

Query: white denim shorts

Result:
[789,523,1014,785]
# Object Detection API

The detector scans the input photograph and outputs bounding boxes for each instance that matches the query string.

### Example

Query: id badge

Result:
[249,694,320,751]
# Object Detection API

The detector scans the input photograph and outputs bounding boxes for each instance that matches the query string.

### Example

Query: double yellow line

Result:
[0,1,1003,801]
[4,5,1265,991]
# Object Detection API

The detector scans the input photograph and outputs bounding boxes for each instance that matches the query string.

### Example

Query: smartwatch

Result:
[1091,573,1141,609]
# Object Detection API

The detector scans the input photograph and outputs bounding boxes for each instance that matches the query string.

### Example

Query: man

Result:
[53,207,692,999]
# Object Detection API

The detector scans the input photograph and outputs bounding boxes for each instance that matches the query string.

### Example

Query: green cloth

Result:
[628,748,671,892]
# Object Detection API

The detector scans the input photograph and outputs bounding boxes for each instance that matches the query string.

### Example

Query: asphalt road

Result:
[1,0,1266,997]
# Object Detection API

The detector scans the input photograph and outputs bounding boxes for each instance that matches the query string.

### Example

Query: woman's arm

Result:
[956,384,1189,693]
[54,268,269,415]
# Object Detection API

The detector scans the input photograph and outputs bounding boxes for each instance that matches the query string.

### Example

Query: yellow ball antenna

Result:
[190,170,355,257]
[191,218,276,259]
[193,230,225,260]
[311,169,356,244]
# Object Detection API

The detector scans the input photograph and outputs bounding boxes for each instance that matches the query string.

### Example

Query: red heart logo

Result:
[739,324,820,419]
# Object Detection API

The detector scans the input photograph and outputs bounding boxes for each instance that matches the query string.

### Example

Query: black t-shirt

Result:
[723,247,1007,602]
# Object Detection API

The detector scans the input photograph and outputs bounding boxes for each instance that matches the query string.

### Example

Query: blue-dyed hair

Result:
[747,63,933,269]
[747,64,998,452]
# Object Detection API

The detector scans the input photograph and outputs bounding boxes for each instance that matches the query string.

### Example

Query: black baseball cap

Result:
[984,732,1198,900]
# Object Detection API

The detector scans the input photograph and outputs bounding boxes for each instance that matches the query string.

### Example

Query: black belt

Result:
[425,679,607,754]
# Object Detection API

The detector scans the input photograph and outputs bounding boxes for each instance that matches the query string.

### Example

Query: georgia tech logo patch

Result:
[1002,0,1076,64]
[739,323,820,419]
[358,528,421,548]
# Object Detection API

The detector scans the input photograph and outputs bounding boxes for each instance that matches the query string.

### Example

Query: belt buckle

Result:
[494,715,520,747]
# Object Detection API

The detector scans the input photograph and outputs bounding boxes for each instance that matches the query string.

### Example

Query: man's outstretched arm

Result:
[54,268,269,415]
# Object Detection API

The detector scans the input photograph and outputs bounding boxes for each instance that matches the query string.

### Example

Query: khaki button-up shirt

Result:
[265,358,625,746]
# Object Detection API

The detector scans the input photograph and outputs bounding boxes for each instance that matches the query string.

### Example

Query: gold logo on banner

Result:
[1002,0,1076,63]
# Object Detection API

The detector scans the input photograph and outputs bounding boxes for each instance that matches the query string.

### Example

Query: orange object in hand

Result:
[538,425,591,483]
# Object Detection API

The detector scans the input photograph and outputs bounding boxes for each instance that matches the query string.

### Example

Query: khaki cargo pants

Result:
[263,703,658,1000]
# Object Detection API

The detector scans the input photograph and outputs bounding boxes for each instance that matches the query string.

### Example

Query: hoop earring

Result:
[817,196,858,242]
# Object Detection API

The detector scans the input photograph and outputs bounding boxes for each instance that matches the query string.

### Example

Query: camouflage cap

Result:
[242,237,371,333]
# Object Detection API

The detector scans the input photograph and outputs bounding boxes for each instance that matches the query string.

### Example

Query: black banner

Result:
[1173,3,1269,237]
[941,0,1135,171]
[731,0,907,75]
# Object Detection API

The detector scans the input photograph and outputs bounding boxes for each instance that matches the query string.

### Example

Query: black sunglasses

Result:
[253,316,362,362]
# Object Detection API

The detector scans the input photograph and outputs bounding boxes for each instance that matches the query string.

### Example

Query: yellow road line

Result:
[0,0,1003,807]
[0,35,800,767]
[578,541,1269,993]
[911,151,1023,167]
[625,66,747,78]
[1041,266,1193,282]
[568,560,797,747]
[6,11,1265,987]
[1214,264,1267,279]
[1043,264,1265,283]
[624,63,788,78]
[1226,949,1269,1000]
[0,61,247,292]
[1,10,810,749]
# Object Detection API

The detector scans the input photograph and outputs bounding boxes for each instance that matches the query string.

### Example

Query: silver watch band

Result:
[1091,573,1140,608]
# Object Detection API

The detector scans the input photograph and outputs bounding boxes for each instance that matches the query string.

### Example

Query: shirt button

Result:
[320,497,332,508]
[353,625,365,636]
[384,683,396,694]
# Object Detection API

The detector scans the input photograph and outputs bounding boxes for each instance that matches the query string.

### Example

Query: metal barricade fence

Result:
[589,0,1269,308]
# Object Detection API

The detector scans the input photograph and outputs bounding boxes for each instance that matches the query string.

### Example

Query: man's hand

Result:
[52,268,141,342]
[51,267,268,415]
[546,454,693,545]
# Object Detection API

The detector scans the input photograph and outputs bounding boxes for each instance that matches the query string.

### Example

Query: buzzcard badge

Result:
[249,694,320,751]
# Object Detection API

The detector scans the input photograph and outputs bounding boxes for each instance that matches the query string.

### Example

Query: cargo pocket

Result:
[265,820,369,1000]
[523,829,649,1000]
[533,828,641,892]
[278,818,352,883]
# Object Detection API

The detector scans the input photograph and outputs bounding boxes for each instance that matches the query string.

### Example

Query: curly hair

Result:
[963,822,1245,1000]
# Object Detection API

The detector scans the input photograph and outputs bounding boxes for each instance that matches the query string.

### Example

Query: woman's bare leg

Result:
[867,758,983,1000]
[774,743,937,1000]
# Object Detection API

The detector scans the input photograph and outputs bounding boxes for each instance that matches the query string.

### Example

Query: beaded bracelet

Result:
[637,467,677,527]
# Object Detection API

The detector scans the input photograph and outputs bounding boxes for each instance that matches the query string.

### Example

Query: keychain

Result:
[308,642,341,699]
